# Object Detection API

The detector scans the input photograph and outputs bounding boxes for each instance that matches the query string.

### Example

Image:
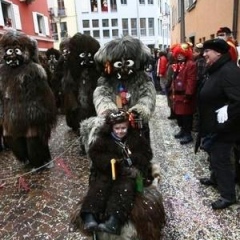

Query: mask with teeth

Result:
[4,47,24,68]
[113,59,135,80]
[79,52,95,67]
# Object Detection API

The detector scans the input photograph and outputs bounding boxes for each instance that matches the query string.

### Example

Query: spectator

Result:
[197,38,240,209]
[157,51,168,95]
[192,43,206,132]
[216,27,238,62]
[165,50,176,119]
[171,43,197,144]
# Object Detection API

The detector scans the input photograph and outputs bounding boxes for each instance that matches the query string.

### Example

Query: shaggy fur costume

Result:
[51,38,71,114]
[70,181,165,240]
[80,35,156,150]
[62,33,100,132]
[0,31,57,168]
[45,48,62,111]
[80,123,153,221]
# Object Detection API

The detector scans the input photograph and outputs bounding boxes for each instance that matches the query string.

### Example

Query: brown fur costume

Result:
[71,112,165,239]
[51,38,71,114]
[62,33,100,133]
[70,184,165,240]
[45,48,62,111]
[0,31,57,168]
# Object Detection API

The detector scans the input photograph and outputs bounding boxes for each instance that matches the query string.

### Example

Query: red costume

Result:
[171,44,197,115]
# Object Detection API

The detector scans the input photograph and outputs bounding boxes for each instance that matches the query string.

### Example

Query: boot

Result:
[82,213,98,231]
[98,215,121,235]
[180,134,193,145]
[174,128,184,139]
[27,137,51,169]
[8,137,28,163]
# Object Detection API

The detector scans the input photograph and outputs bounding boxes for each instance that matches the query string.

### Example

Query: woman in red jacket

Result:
[171,43,197,144]
[157,51,168,94]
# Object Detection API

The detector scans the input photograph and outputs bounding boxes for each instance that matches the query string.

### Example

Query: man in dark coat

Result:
[197,38,240,209]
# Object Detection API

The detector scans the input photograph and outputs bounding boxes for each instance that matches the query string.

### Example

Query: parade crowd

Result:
[0,26,240,239]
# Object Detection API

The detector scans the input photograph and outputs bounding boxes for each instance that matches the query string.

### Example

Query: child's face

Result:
[112,122,129,139]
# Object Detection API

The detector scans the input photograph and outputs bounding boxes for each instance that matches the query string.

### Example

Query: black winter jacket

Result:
[198,53,240,141]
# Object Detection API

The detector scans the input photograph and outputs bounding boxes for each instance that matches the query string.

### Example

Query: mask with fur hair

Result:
[94,35,151,80]
[0,31,38,68]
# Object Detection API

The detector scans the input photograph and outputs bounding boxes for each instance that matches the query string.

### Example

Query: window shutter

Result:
[0,4,4,26]
[44,16,50,36]
[32,12,39,33]
[12,4,22,30]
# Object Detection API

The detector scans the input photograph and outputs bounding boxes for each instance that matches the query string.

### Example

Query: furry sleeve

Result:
[128,78,156,122]
[93,77,119,116]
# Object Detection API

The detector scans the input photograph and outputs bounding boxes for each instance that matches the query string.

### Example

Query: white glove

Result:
[215,105,228,123]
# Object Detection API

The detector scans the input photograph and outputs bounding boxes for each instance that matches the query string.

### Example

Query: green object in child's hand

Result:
[136,173,144,193]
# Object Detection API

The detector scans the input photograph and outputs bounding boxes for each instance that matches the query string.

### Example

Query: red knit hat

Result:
[172,43,193,59]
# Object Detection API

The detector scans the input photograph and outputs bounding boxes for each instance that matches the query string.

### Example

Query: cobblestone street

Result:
[0,95,240,240]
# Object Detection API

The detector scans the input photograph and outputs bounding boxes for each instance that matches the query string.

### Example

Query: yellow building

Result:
[47,0,78,49]
[170,0,240,45]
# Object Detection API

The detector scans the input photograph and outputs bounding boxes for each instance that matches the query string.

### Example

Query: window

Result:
[111,19,118,27]
[57,0,66,16]
[148,18,154,36]
[140,18,146,36]
[0,2,22,30]
[101,0,108,12]
[60,22,68,38]
[122,18,128,36]
[110,0,117,11]
[83,20,90,28]
[148,0,153,4]
[92,19,99,28]
[139,0,145,4]
[51,22,58,40]
[102,19,109,27]
[103,29,110,37]
[93,30,100,38]
[131,18,137,36]
[112,29,119,37]
[33,12,50,36]
[83,30,91,36]
[91,0,98,12]
[121,0,127,4]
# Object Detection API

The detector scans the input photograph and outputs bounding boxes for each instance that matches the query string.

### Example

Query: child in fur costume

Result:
[0,31,57,169]
[80,110,160,235]
[62,33,100,133]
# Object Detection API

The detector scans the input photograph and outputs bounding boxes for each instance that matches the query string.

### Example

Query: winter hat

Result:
[217,27,232,35]
[171,43,193,59]
[195,43,203,49]
[203,39,229,54]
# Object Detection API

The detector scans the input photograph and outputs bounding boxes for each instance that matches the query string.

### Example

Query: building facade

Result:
[0,0,53,51]
[170,0,240,45]
[75,0,170,50]
[47,0,77,49]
